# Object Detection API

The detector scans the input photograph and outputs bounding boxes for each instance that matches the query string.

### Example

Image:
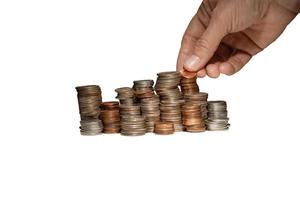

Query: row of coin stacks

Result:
[76,71,230,136]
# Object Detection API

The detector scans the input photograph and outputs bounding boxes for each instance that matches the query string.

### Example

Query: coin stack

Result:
[184,92,209,119]
[180,77,199,95]
[206,101,230,131]
[132,79,160,132]
[76,85,102,120]
[119,104,147,136]
[99,101,121,133]
[155,72,184,132]
[115,87,135,105]
[80,119,103,135]
[154,122,175,135]
[181,103,206,132]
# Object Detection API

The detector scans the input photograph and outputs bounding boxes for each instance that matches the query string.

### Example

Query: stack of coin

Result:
[132,80,156,101]
[181,103,206,132]
[99,101,121,133]
[154,121,175,135]
[140,96,160,132]
[76,85,102,120]
[119,104,147,136]
[80,119,103,135]
[184,92,209,119]
[206,101,230,131]
[155,71,184,132]
[180,77,199,95]
[115,87,135,105]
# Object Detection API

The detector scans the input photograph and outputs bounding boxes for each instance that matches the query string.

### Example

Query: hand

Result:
[177,0,299,78]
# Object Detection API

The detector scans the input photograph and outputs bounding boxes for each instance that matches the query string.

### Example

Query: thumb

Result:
[184,15,229,72]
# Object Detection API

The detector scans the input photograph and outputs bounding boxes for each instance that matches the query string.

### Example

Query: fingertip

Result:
[183,55,201,72]
[219,62,235,75]
[206,64,220,78]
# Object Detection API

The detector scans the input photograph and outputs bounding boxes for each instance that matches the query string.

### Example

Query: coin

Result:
[80,119,103,135]
[180,77,199,95]
[115,87,136,105]
[184,92,209,119]
[133,79,156,100]
[119,104,147,136]
[179,68,197,78]
[206,101,230,131]
[140,96,160,132]
[99,101,121,133]
[154,121,175,135]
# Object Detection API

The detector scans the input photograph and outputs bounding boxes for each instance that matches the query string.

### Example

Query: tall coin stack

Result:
[181,103,206,132]
[206,101,230,131]
[184,92,209,119]
[155,71,184,132]
[119,104,147,136]
[115,87,135,105]
[99,101,121,133]
[76,85,103,135]
[180,77,199,95]
[133,80,160,132]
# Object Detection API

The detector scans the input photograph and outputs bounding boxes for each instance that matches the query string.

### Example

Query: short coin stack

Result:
[115,87,135,105]
[180,77,200,95]
[99,101,121,133]
[184,92,209,119]
[119,104,147,136]
[155,71,184,132]
[206,101,230,131]
[181,103,206,132]
[80,119,103,135]
[154,122,175,135]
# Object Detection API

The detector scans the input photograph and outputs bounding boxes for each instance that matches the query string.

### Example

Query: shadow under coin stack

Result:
[184,92,209,120]
[99,101,121,133]
[115,87,135,105]
[119,104,147,136]
[155,71,184,132]
[206,101,230,131]
[76,85,103,135]
[154,122,175,135]
[181,103,206,132]
[133,80,160,132]
[180,77,199,95]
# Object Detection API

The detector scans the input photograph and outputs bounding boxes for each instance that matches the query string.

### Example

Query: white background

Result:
[0,0,299,199]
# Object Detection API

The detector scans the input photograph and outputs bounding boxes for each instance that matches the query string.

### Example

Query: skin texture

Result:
[177,0,299,78]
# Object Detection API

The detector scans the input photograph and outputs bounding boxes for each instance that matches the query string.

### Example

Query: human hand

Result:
[177,0,299,78]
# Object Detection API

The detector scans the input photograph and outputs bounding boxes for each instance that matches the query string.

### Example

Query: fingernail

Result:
[184,55,201,72]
